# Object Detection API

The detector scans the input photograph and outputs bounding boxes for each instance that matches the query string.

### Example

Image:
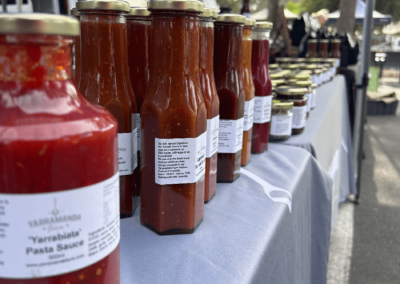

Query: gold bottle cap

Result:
[269,63,279,70]
[284,73,311,80]
[70,8,80,16]
[276,57,292,63]
[201,8,218,18]
[272,101,294,110]
[76,0,130,12]
[126,7,150,16]
[0,13,79,36]
[275,86,308,96]
[215,14,246,24]
[244,18,256,27]
[285,79,312,87]
[148,0,204,12]
[254,21,273,29]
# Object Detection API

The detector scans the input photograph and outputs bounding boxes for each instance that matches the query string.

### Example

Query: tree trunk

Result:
[337,0,358,34]
[268,0,279,32]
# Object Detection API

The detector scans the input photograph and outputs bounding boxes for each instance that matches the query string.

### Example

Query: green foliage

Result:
[300,0,340,13]
[216,0,242,14]
[287,1,301,14]
[375,0,400,22]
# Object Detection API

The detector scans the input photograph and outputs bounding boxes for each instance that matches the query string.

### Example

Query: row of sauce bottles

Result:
[0,0,274,282]
[72,3,274,234]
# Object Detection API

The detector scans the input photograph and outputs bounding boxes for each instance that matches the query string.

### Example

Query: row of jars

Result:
[71,2,279,235]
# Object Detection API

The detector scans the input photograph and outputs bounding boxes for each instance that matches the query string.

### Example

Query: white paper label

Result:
[135,113,141,152]
[311,89,317,108]
[218,118,244,153]
[270,113,293,136]
[131,128,138,170]
[243,98,255,131]
[206,115,219,158]
[292,105,307,129]
[118,133,133,175]
[311,74,318,85]
[0,173,120,279]
[253,96,272,124]
[155,132,206,185]
[305,93,311,112]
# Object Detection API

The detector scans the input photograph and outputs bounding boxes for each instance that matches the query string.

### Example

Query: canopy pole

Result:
[352,0,375,201]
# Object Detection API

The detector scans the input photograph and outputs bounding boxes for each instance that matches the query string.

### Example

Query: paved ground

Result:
[327,78,400,284]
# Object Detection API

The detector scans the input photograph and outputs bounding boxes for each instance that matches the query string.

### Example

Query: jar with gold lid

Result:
[285,79,313,117]
[269,101,294,141]
[276,57,292,65]
[275,87,308,134]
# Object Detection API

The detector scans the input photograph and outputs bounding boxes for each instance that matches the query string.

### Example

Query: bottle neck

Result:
[199,19,215,74]
[79,12,130,90]
[241,0,251,14]
[0,34,73,82]
[149,10,200,81]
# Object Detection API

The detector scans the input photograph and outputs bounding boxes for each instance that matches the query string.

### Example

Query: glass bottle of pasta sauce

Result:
[71,8,81,85]
[199,8,220,202]
[126,7,151,196]
[77,0,138,218]
[330,39,341,73]
[306,39,317,58]
[318,39,329,58]
[275,87,308,135]
[251,21,273,154]
[241,18,255,166]
[0,14,120,283]
[141,0,207,235]
[214,14,246,182]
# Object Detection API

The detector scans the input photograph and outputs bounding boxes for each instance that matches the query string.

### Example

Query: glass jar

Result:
[271,79,285,97]
[78,0,138,218]
[141,0,207,235]
[275,87,308,134]
[330,39,341,73]
[280,64,299,72]
[241,18,255,166]
[214,14,246,182]
[0,14,120,283]
[299,64,318,85]
[285,79,312,118]
[199,8,220,202]
[251,21,273,154]
[306,39,317,58]
[318,39,329,58]
[276,57,292,65]
[269,101,294,141]
[126,7,151,196]
[71,8,81,84]
[269,63,279,71]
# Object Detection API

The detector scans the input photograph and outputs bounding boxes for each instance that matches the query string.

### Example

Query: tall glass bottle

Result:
[306,39,317,58]
[240,0,251,18]
[141,0,207,235]
[126,7,151,195]
[77,0,138,218]
[318,39,329,58]
[71,8,81,84]
[200,8,220,203]
[241,18,255,166]
[251,21,273,154]
[0,14,120,283]
[214,14,246,182]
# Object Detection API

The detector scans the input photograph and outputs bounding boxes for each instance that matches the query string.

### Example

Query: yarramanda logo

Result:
[27,198,81,229]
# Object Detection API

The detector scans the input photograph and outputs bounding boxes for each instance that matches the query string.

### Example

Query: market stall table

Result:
[120,143,332,284]
[277,75,357,229]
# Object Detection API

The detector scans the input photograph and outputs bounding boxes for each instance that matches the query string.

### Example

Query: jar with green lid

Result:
[276,57,292,65]
[275,87,308,134]
[269,63,279,71]
[270,101,294,141]
[280,64,299,71]
[285,79,314,117]
[271,79,285,97]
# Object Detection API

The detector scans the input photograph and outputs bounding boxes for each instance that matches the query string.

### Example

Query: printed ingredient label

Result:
[135,113,141,152]
[292,105,307,129]
[206,115,219,158]
[218,118,244,153]
[305,93,311,112]
[253,96,272,124]
[155,132,206,185]
[270,114,293,136]
[118,133,133,175]
[243,99,255,131]
[0,173,120,279]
